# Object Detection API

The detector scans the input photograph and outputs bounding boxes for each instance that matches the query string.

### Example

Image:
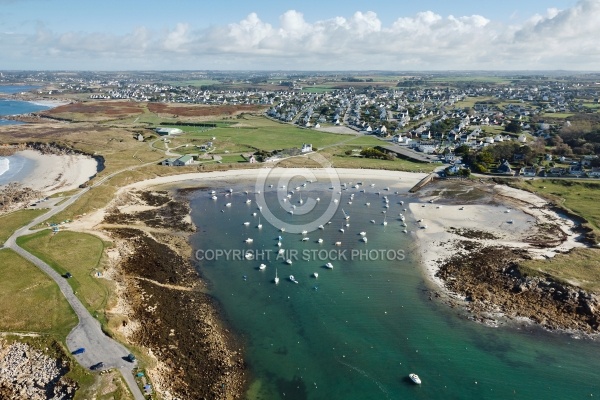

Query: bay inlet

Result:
[188,179,600,400]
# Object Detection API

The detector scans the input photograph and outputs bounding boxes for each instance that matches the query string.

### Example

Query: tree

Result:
[505,120,522,134]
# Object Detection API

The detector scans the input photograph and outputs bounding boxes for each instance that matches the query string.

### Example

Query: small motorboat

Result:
[334,241,342,246]
[325,262,334,269]
[245,238,254,243]
[359,231,366,236]
[259,264,266,270]
[225,203,232,207]
[313,272,319,278]
[317,238,323,244]
[302,237,310,241]
[362,237,368,243]
[318,225,324,230]
[286,259,293,265]
[409,373,421,385]
[289,275,298,284]
[211,195,218,200]
[243,222,250,226]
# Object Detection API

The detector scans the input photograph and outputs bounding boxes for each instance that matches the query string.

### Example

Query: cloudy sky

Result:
[1,0,598,71]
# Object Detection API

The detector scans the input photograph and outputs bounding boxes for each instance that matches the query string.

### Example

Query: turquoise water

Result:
[0,98,49,125]
[189,179,600,399]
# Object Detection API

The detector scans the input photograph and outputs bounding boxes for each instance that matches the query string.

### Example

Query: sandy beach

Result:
[15,149,98,195]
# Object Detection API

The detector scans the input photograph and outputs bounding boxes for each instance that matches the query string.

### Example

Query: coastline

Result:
[64,168,600,396]
[2,149,98,196]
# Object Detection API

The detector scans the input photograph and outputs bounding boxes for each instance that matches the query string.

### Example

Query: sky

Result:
[0,0,598,71]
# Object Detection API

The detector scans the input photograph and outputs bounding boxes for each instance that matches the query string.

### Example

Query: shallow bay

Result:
[189,179,600,399]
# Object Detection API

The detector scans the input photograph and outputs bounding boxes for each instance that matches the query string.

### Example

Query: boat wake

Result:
[336,358,391,398]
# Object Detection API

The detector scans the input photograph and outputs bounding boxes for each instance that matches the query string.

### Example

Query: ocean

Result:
[0,153,36,186]
[188,179,600,399]
[0,85,48,126]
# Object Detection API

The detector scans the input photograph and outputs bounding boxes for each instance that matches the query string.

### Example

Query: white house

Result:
[301,143,313,153]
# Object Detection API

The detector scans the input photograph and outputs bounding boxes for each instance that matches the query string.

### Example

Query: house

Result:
[248,155,257,163]
[301,143,313,153]
[444,152,456,163]
[173,155,194,166]
[497,160,513,175]
[161,158,177,166]
[568,165,584,176]
[589,167,600,178]
[520,166,537,177]
[136,133,144,142]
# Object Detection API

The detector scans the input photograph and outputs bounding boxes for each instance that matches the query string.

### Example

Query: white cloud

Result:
[3,0,600,70]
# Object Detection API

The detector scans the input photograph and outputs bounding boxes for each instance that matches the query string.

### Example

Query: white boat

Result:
[333,199,338,203]
[313,272,319,278]
[252,212,257,216]
[318,225,324,230]
[245,252,254,259]
[228,188,233,193]
[257,218,262,229]
[366,202,370,206]
[277,241,282,247]
[334,241,342,246]
[243,222,250,226]
[246,199,252,204]
[359,231,366,236]
[211,195,218,200]
[403,229,408,233]
[370,220,376,223]
[409,373,421,385]
[245,238,254,243]
[280,227,286,232]
[317,238,323,243]
[286,259,293,265]
[342,209,350,220]
[226,202,232,207]
[302,230,308,235]
[316,197,320,202]
[302,237,310,242]
[339,227,345,233]
[274,269,279,284]
[210,190,216,194]
[382,216,388,226]
[289,275,298,284]
[362,237,368,243]
[259,264,266,270]
[278,249,285,254]
[325,262,334,269]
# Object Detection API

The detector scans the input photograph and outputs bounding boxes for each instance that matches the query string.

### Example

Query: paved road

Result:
[4,187,146,399]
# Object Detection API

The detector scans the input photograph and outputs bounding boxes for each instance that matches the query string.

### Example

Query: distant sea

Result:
[0,85,47,126]
[0,85,49,182]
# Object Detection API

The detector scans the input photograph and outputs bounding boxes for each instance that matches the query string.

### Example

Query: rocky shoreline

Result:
[0,339,76,399]
[102,189,247,399]
[413,179,600,337]
[435,243,600,334]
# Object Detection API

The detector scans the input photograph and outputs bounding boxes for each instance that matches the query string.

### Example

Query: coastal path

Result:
[4,184,147,399]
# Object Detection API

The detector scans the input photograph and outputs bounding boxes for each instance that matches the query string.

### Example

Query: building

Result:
[155,127,183,136]
[173,155,194,166]
[301,143,313,153]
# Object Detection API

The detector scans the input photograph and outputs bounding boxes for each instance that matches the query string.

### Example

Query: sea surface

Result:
[0,85,48,125]
[188,178,600,399]
[0,153,36,186]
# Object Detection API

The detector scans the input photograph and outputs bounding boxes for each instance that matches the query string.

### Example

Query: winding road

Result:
[3,181,148,398]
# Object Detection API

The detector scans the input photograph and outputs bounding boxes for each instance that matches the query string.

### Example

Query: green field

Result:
[520,248,600,292]
[0,249,77,335]
[17,230,112,319]
[515,179,600,235]
[0,209,47,243]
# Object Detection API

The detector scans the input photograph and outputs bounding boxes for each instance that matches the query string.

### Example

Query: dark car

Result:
[64,272,72,279]
[71,348,85,355]
[90,362,104,371]
[125,353,136,362]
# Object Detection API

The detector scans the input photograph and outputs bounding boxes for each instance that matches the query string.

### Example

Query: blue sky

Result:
[1,0,597,71]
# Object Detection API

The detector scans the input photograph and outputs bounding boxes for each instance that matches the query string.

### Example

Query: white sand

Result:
[409,184,586,294]
[18,149,98,195]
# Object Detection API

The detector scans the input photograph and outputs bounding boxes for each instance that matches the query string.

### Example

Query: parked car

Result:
[71,348,85,355]
[64,272,72,279]
[90,362,104,371]
[125,353,136,362]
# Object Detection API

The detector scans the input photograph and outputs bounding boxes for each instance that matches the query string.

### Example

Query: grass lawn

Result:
[515,179,600,235]
[17,230,113,318]
[0,249,77,335]
[520,248,600,292]
[179,115,355,153]
[0,209,47,243]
